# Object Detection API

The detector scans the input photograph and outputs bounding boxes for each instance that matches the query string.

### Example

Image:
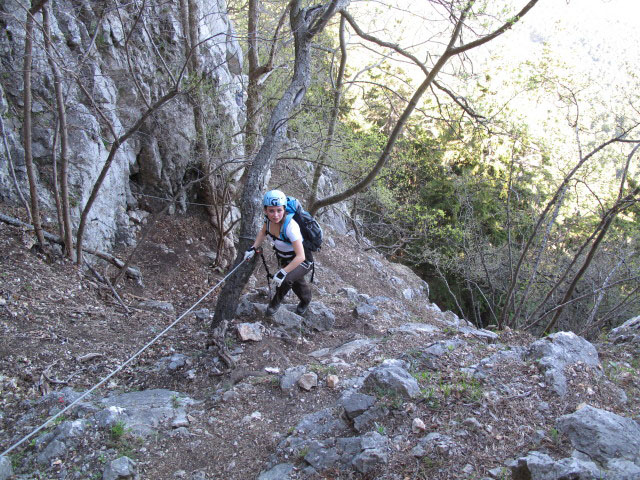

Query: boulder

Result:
[103,456,138,480]
[257,463,295,480]
[362,359,420,399]
[556,405,640,468]
[0,456,11,480]
[525,332,600,396]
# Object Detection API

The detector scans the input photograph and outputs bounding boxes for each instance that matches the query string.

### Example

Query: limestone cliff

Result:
[0,0,244,251]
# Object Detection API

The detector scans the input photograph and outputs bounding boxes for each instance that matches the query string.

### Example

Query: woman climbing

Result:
[243,190,313,316]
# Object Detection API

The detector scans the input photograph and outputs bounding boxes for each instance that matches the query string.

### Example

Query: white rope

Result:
[1,258,247,458]
[131,192,216,207]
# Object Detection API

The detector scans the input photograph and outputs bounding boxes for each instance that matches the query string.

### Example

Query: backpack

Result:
[267,197,323,252]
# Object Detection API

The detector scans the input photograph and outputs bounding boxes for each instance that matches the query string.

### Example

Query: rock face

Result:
[0,0,244,251]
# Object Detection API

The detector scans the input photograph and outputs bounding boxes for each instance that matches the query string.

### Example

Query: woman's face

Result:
[265,205,285,224]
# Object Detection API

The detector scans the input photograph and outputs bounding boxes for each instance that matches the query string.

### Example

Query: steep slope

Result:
[1,208,639,480]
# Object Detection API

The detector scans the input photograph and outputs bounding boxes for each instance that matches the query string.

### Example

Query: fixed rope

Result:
[1,257,247,458]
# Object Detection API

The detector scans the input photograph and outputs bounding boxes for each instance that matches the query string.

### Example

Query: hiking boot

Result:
[266,300,281,316]
[295,300,310,316]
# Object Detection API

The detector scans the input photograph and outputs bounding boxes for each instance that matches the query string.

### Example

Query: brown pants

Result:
[270,256,312,307]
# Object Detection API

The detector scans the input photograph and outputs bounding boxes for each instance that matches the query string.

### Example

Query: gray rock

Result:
[402,288,415,300]
[235,296,262,317]
[103,456,138,480]
[353,303,378,318]
[168,354,187,371]
[291,408,350,439]
[0,456,11,480]
[352,432,388,474]
[363,359,420,399]
[389,323,438,336]
[340,392,376,420]
[193,309,210,321]
[337,437,363,461]
[257,463,295,480]
[610,316,640,345]
[190,471,207,480]
[338,287,359,302]
[171,410,190,428]
[36,439,67,465]
[525,331,600,396]
[556,405,640,467]
[423,339,465,357]
[280,366,307,390]
[310,338,377,360]
[301,302,336,331]
[271,306,304,330]
[509,451,601,480]
[54,419,88,441]
[464,347,526,380]
[99,389,194,436]
[353,406,386,433]
[457,325,499,343]
[413,433,460,458]
[304,442,340,470]
[153,353,190,372]
[137,300,175,315]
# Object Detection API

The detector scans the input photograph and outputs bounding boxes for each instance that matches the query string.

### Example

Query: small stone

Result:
[222,390,239,402]
[237,323,263,342]
[298,372,318,391]
[103,456,137,480]
[172,412,189,428]
[412,418,426,433]
[327,375,339,389]
[242,411,263,423]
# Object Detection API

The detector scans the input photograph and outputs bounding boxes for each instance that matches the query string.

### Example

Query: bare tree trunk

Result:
[211,0,350,329]
[0,113,31,221]
[22,0,48,248]
[543,213,616,334]
[245,0,289,158]
[43,3,73,259]
[308,14,347,207]
[186,0,215,216]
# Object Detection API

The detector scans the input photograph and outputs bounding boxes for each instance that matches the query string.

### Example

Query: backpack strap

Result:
[266,213,295,243]
[279,213,295,242]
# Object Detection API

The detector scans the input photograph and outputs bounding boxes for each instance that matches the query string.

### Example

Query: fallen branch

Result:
[84,259,130,314]
[76,353,103,363]
[0,212,142,283]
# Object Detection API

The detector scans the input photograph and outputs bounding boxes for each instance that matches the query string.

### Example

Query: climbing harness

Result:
[0,257,249,458]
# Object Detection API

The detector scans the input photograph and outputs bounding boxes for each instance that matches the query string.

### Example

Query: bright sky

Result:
[496,0,640,73]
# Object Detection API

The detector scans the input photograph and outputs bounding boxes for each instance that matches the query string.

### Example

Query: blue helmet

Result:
[263,190,287,207]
